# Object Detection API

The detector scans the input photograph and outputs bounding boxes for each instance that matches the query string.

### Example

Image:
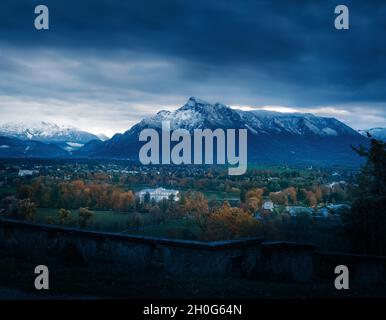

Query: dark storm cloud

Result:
[0,0,385,133]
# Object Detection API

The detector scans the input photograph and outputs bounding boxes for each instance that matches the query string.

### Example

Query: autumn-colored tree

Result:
[182,191,209,232]
[269,191,288,205]
[111,188,135,212]
[111,189,121,211]
[245,188,264,213]
[117,191,135,212]
[284,187,297,204]
[204,202,260,240]
[58,208,71,225]
[314,185,323,202]
[78,207,93,229]
[301,189,317,207]
[22,178,137,212]
[19,198,36,220]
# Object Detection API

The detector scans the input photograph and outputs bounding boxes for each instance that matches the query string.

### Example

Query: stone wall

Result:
[1,218,386,285]
[258,241,315,282]
[0,219,262,277]
[314,251,386,286]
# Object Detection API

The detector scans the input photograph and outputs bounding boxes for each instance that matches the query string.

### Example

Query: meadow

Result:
[35,207,202,239]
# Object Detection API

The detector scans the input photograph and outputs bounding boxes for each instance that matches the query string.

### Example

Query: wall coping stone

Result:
[262,241,316,251]
[0,218,263,250]
[315,251,386,262]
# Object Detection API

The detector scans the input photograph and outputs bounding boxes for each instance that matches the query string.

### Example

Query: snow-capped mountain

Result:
[0,121,100,144]
[136,97,245,131]
[77,97,368,166]
[358,128,386,141]
[125,97,357,136]
[237,110,355,136]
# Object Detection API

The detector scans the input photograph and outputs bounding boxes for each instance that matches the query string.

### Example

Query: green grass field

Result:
[129,217,202,239]
[36,208,145,232]
[0,186,16,198]
[204,190,240,201]
[35,208,201,239]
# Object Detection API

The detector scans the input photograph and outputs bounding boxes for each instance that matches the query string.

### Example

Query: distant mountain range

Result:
[358,128,386,141]
[0,121,103,154]
[75,97,369,167]
[0,136,68,158]
[0,98,376,166]
[0,121,100,145]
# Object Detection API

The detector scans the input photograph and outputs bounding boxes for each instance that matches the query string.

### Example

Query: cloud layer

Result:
[1,0,385,135]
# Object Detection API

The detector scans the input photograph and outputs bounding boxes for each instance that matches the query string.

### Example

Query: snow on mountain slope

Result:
[0,121,100,144]
[130,97,359,137]
[96,133,110,141]
[358,128,386,141]
[237,109,356,136]
[77,97,367,166]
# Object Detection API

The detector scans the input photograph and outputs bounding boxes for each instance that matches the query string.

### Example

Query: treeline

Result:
[14,175,348,215]
[6,175,350,244]
[269,184,348,207]
[178,191,321,242]
[177,191,261,241]
[61,165,339,195]
[241,184,349,209]
[17,179,136,212]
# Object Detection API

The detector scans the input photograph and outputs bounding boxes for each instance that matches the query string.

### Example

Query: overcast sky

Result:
[1,0,385,136]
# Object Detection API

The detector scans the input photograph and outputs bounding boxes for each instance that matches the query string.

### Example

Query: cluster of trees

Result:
[0,196,36,220]
[244,188,264,213]
[269,184,349,207]
[204,202,261,240]
[56,207,94,229]
[179,191,300,241]
[8,177,350,242]
[0,155,362,248]
[0,196,96,229]
[177,191,261,240]
[1,181,349,248]
[269,187,298,206]
[75,164,339,198]
[240,184,348,212]
[180,192,318,243]
[17,179,136,212]
[180,191,209,232]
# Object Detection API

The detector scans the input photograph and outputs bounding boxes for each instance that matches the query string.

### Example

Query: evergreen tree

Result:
[344,135,386,255]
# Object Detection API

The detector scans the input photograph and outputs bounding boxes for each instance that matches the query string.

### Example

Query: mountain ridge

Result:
[76,97,368,166]
[358,128,386,141]
[0,121,100,145]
